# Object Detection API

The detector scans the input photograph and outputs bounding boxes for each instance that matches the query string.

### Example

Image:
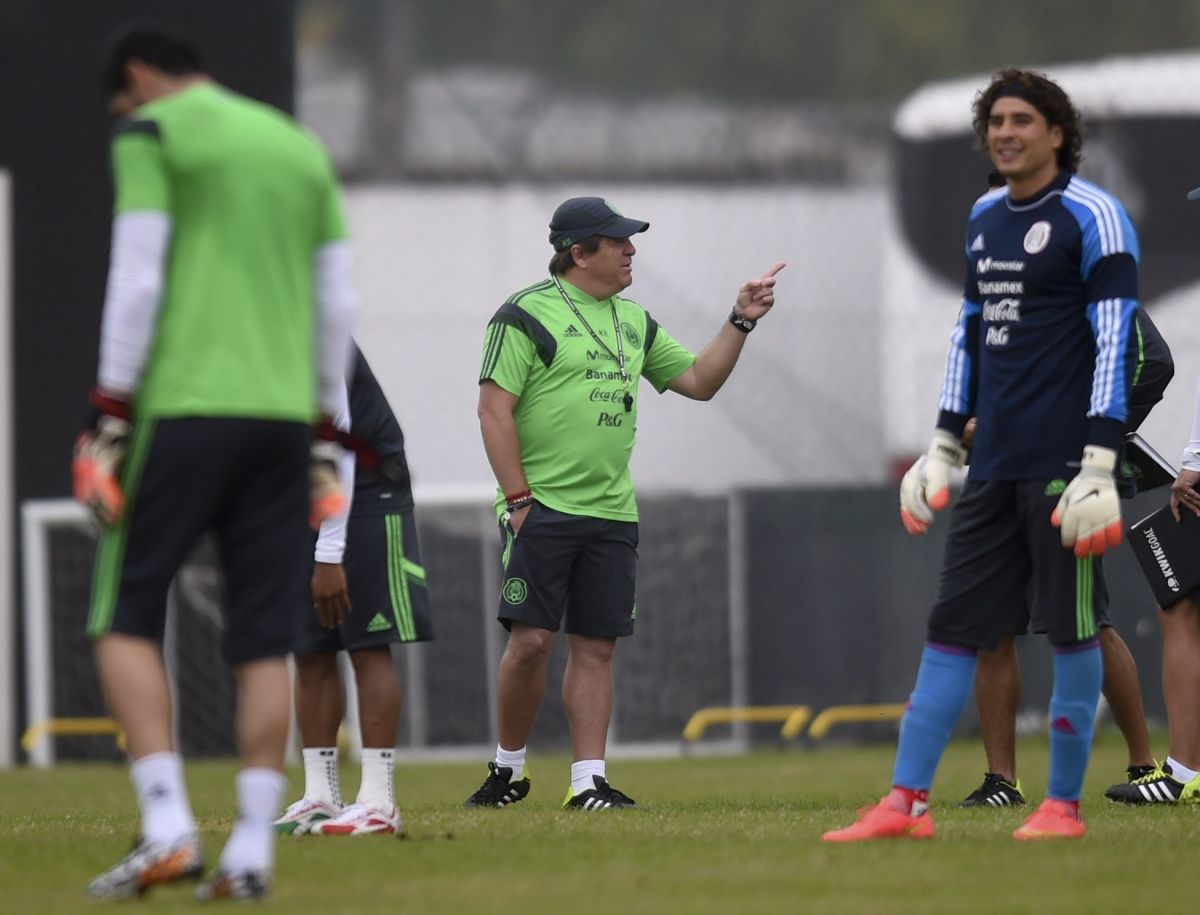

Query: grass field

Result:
[3,732,1198,913]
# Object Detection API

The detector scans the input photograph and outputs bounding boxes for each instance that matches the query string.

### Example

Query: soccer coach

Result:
[465,197,782,810]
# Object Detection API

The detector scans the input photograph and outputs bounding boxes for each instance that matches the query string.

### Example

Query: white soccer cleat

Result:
[308,802,403,836]
[272,798,341,835]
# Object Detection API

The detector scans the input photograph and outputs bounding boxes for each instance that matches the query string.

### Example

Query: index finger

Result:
[764,262,786,278]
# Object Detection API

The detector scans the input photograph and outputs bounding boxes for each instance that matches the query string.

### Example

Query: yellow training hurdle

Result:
[21,717,126,755]
[682,703,905,742]
[682,705,812,742]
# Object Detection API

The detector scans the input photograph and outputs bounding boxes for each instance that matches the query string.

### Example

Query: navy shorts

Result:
[497,501,638,638]
[927,480,1106,649]
[87,417,311,664]
[293,508,434,655]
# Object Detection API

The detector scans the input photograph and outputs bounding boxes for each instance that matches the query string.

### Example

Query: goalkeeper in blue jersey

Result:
[827,68,1140,842]
[962,306,1173,809]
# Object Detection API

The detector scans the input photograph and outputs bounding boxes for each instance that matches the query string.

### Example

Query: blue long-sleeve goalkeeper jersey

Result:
[935,170,1140,480]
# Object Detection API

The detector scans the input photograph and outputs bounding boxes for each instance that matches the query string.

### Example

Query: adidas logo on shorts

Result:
[366,613,392,633]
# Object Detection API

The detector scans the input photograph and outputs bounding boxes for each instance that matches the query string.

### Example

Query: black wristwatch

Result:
[728,308,756,333]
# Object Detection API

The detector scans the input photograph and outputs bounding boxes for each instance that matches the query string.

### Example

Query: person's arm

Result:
[313,240,355,418]
[1171,378,1200,521]
[97,118,173,399]
[97,212,171,398]
[74,120,172,528]
[477,381,533,531]
[312,379,355,627]
[665,262,784,401]
[1051,210,1140,556]
[897,247,981,535]
[313,160,355,418]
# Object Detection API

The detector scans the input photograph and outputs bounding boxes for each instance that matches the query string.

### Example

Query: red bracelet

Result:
[504,489,532,504]
[89,388,131,420]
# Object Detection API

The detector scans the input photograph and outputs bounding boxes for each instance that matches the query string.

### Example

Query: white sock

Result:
[302,747,341,807]
[495,744,526,780]
[1167,756,1200,783]
[130,751,196,845]
[571,759,606,795]
[357,748,395,810]
[219,768,286,875]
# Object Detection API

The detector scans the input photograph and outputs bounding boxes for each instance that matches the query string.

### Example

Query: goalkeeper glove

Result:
[899,429,967,534]
[1051,445,1122,557]
[72,390,132,529]
[310,420,347,529]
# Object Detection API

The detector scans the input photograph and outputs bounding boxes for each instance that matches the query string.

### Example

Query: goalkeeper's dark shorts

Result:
[293,507,434,656]
[926,479,1107,650]
[496,501,637,638]
[86,417,311,664]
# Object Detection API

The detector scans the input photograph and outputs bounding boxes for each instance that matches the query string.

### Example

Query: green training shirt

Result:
[478,277,696,522]
[111,84,347,421]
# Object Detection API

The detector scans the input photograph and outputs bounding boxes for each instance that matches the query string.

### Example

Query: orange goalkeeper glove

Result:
[72,390,132,529]
[899,430,967,535]
[1051,445,1122,557]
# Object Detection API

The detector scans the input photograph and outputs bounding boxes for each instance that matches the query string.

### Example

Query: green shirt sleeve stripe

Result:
[643,311,659,354]
[488,303,556,370]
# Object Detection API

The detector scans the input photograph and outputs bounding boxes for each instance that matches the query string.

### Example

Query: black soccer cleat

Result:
[958,772,1026,808]
[463,762,531,808]
[562,775,637,810]
[1105,762,1195,805]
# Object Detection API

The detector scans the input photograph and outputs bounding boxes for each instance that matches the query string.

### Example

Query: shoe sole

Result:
[1013,831,1086,840]
[274,810,335,835]
[314,825,399,835]
[823,825,934,842]
[1013,826,1086,840]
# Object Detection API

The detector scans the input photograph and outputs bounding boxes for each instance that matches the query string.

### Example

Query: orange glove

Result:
[309,420,347,529]
[1052,445,1122,557]
[899,430,967,535]
[72,391,132,529]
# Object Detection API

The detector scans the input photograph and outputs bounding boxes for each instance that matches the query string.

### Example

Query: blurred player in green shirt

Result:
[76,26,354,901]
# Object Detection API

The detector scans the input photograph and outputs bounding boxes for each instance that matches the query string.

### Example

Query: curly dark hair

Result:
[972,68,1082,174]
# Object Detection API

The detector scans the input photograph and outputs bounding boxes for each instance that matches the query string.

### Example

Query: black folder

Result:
[1122,432,1177,494]
[1128,504,1200,607]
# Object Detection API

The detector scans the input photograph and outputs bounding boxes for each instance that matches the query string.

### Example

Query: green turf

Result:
[2,733,1198,913]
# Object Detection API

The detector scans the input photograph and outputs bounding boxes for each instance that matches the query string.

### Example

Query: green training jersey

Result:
[111,84,347,421]
[479,277,696,522]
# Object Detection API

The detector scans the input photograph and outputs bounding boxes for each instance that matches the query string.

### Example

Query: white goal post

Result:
[0,171,13,768]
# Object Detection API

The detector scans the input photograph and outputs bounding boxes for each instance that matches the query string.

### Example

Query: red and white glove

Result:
[899,430,967,535]
[1051,445,1122,557]
[72,390,132,529]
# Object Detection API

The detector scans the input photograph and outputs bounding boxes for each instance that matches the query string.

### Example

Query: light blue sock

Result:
[1047,640,1102,801]
[891,643,977,791]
